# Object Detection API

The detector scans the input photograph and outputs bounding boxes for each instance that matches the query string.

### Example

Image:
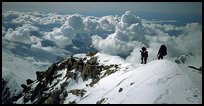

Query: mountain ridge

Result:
[3,52,201,104]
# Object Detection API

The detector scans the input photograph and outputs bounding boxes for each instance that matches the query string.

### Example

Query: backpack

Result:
[162,45,167,56]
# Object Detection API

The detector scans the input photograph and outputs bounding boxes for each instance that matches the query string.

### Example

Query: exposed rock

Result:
[21,84,30,93]
[62,89,68,97]
[60,80,69,90]
[33,93,48,104]
[30,82,44,102]
[59,99,64,104]
[87,57,98,65]
[104,69,116,76]
[44,97,53,104]
[66,56,77,71]
[26,79,34,85]
[89,78,100,87]
[86,51,98,56]
[119,88,123,92]
[15,54,121,104]
[188,66,202,74]
[96,98,107,104]
[82,63,91,80]
[83,57,87,61]
[199,66,202,72]
[36,71,45,82]
[51,88,61,104]
[69,89,86,97]
[68,100,76,104]
[175,54,192,64]
[45,63,58,84]
[23,93,31,103]
[76,59,84,72]
[104,65,110,70]
[2,84,13,104]
[130,82,134,86]
[59,93,64,101]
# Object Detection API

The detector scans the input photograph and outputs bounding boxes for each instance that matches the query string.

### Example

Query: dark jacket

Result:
[141,50,148,57]
[158,45,167,56]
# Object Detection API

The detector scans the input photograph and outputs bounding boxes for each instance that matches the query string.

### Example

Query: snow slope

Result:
[2,39,56,95]
[2,49,46,95]
[64,53,202,104]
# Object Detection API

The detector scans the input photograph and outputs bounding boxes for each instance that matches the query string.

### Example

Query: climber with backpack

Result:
[140,47,148,64]
[157,45,167,60]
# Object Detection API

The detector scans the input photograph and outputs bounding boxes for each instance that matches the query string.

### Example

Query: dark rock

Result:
[130,82,134,85]
[58,62,66,70]
[63,89,68,97]
[83,57,87,61]
[188,66,201,71]
[199,66,202,71]
[82,63,91,80]
[119,88,123,92]
[33,93,47,104]
[45,63,58,83]
[21,84,30,93]
[44,97,53,104]
[60,80,69,90]
[96,98,106,104]
[36,71,45,82]
[23,93,31,103]
[30,83,43,102]
[90,78,100,87]
[26,79,34,85]
[51,88,61,104]
[86,51,98,56]
[2,85,13,104]
[68,100,76,104]
[66,56,77,71]
[69,89,86,97]
[87,57,98,65]
[104,65,110,70]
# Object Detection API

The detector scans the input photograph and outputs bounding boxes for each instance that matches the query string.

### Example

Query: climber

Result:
[140,47,148,64]
[157,45,167,60]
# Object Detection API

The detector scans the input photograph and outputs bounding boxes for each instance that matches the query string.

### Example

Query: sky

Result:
[2,2,202,16]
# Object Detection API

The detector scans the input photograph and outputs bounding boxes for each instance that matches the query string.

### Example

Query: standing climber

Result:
[157,45,167,60]
[140,47,148,64]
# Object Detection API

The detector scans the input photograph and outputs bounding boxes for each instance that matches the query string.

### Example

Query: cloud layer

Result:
[2,10,202,63]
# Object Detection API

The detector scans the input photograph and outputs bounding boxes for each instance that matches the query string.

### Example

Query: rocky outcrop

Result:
[96,98,108,104]
[86,51,98,57]
[188,66,202,74]
[174,54,193,64]
[26,79,34,85]
[13,52,120,104]
[69,89,86,97]
[2,78,16,104]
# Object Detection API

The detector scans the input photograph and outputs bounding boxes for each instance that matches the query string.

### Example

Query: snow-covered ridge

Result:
[4,52,201,104]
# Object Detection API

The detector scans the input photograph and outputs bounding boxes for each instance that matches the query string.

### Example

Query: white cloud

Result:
[121,11,142,26]
[43,14,84,48]
[2,26,6,36]
[4,24,39,44]
[175,23,202,55]
[2,10,67,31]
[44,29,71,48]
[142,19,177,24]
[92,29,144,57]
[3,10,19,20]
[83,16,100,33]
[2,10,202,62]
[67,14,84,33]
[98,16,118,32]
